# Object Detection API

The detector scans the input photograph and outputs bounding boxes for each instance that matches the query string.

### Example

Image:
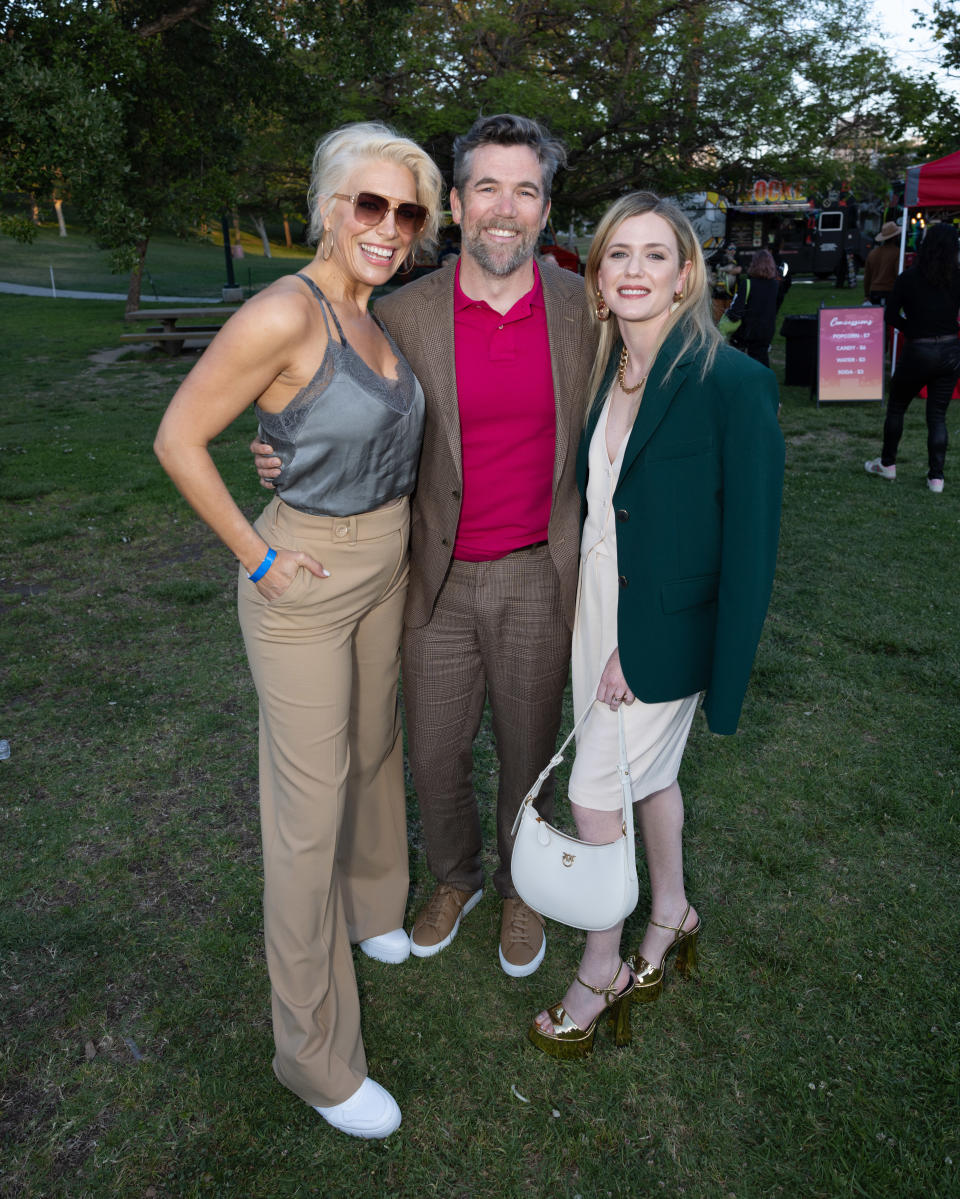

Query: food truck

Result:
[681,181,875,278]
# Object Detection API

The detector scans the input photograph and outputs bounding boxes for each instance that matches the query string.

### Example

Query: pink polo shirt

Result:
[452,262,556,561]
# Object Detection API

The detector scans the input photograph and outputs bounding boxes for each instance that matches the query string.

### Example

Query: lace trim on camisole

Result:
[257,273,418,441]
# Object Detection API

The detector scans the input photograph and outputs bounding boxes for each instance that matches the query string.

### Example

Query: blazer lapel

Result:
[413,267,463,479]
[542,265,582,493]
[618,329,696,481]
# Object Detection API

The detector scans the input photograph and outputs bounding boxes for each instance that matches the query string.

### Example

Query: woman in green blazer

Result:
[530,193,784,1059]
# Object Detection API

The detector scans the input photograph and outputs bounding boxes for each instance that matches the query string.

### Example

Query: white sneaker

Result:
[314,1078,401,1139]
[865,458,896,480]
[928,477,945,493]
[358,928,410,964]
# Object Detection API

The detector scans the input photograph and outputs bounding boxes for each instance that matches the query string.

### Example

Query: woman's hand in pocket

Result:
[256,548,329,601]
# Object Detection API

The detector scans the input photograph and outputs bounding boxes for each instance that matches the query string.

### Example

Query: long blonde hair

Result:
[583,192,721,423]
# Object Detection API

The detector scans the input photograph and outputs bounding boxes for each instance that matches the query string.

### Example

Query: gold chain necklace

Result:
[617,345,646,395]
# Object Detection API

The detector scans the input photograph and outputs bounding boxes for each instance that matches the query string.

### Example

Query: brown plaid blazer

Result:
[375,259,598,631]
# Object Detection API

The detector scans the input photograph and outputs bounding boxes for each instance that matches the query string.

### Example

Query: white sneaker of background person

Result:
[864,458,895,480]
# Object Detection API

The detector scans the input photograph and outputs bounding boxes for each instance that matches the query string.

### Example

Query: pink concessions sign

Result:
[817,306,885,404]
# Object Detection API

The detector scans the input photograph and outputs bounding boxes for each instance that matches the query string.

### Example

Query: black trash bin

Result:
[781,313,817,387]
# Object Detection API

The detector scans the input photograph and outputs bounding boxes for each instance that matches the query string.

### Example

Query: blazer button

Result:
[616,508,629,522]
[441,537,449,546]
[618,575,628,588]
[452,489,460,499]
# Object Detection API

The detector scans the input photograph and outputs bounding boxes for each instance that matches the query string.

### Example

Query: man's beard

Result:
[460,221,540,277]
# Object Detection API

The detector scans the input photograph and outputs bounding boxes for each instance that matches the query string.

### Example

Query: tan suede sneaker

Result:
[409,883,483,958]
[499,897,546,977]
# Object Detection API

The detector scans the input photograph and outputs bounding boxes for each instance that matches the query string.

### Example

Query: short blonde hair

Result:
[306,122,444,255]
[583,191,721,419]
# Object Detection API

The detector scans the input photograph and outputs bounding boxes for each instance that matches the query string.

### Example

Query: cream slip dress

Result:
[568,389,699,811]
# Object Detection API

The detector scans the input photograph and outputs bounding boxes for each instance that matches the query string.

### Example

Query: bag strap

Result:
[511,699,635,843]
[521,697,595,803]
[617,708,638,884]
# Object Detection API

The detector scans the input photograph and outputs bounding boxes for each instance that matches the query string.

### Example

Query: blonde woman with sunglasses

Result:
[155,123,442,1139]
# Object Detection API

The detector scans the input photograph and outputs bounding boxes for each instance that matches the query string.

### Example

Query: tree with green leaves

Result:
[920,0,960,72]
[0,42,124,243]
[3,0,957,297]
[369,0,958,220]
[228,0,417,252]
[1,1,295,308]
[1,1,425,305]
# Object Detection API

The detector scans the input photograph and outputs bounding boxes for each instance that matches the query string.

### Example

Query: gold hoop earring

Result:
[320,227,334,260]
[596,291,611,322]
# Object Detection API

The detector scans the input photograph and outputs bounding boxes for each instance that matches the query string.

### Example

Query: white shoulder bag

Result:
[509,701,639,932]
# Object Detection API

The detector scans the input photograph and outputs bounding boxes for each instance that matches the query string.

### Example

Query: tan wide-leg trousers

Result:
[237,494,410,1108]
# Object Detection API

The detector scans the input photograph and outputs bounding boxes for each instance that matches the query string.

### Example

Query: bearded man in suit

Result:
[255,114,597,977]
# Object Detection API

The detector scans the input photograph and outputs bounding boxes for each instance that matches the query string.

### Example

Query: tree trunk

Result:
[252,215,272,257]
[125,237,149,315]
[677,1,707,169]
[29,196,40,224]
[53,197,67,236]
[283,217,292,249]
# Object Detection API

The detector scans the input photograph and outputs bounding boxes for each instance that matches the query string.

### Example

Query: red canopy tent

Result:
[892,149,960,383]
[903,148,960,208]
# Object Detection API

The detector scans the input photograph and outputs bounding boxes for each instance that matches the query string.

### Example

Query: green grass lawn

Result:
[0,270,958,1198]
[0,223,312,299]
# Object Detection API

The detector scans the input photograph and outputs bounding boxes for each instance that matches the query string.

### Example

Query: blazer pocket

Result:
[661,572,719,613]
[647,436,713,462]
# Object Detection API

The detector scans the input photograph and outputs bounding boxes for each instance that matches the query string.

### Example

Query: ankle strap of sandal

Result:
[575,962,627,1005]
[648,903,691,937]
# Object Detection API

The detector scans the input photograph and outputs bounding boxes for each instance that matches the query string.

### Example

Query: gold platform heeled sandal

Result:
[628,904,701,1004]
[527,964,636,1060]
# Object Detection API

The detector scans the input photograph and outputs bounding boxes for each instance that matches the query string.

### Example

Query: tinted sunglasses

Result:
[333,191,428,236]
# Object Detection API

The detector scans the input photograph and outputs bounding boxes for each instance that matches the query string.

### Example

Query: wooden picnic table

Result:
[120,305,241,355]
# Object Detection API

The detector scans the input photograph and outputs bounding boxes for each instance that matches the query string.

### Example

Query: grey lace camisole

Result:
[255,274,425,517]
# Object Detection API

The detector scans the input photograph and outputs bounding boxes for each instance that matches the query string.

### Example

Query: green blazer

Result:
[577,325,785,735]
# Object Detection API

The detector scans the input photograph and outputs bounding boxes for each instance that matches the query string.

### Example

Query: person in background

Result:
[155,122,443,1140]
[529,192,784,1059]
[707,240,741,322]
[437,234,459,265]
[865,222,960,494]
[863,221,901,307]
[768,242,792,310]
[728,249,781,367]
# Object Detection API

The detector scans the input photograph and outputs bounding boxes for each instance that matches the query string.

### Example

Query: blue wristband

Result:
[248,547,277,582]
